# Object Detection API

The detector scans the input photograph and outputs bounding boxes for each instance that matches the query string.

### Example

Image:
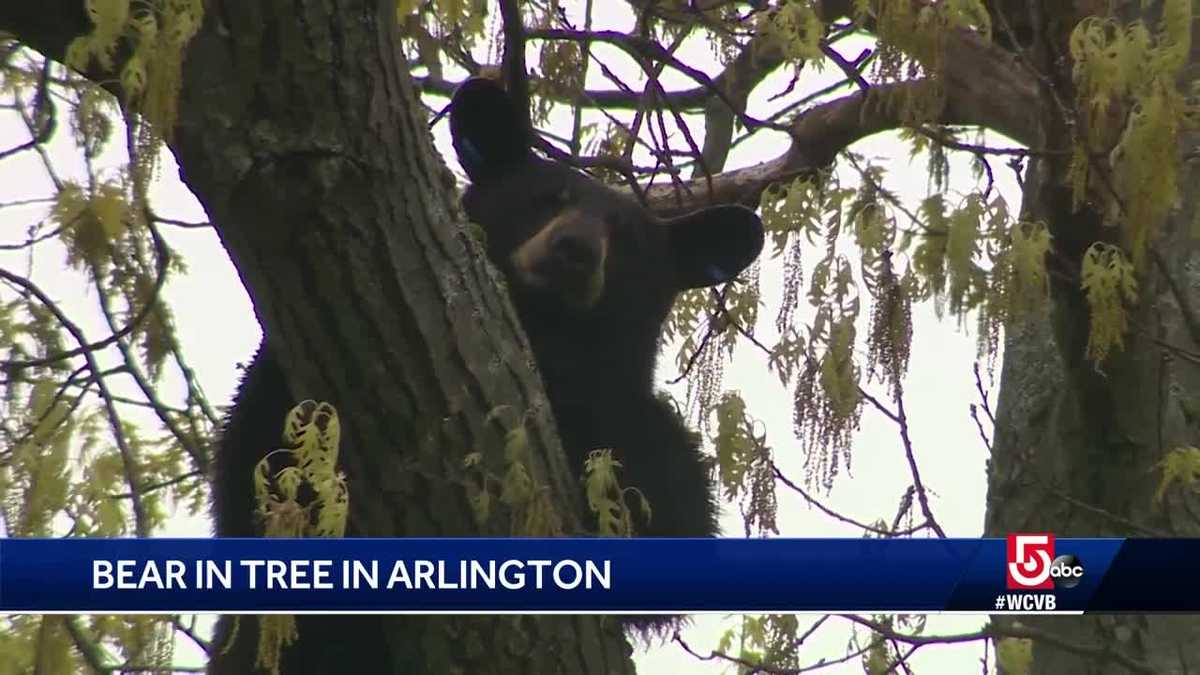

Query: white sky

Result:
[0,3,1022,672]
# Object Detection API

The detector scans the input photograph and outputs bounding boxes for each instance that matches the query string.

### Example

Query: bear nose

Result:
[551,232,599,271]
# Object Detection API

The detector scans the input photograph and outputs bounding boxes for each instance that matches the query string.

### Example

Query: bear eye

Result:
[544,186,570,210]
[605,212,634,242]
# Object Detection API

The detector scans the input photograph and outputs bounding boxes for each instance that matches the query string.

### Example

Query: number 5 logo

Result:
[1007,533,1054,589]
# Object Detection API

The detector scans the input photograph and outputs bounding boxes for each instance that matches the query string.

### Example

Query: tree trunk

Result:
[1,0,635,672]
[985,4,1200,673]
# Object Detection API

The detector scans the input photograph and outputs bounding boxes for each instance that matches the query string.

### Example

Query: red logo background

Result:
[1006,533,1055,590]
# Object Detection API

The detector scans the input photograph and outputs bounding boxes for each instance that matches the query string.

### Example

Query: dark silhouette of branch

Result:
[673,621,884,675]
[497,0,530,122]
[0,265,150,535]
[891,382,946,538]
[772,462,932,538]
[844,616,1157,675]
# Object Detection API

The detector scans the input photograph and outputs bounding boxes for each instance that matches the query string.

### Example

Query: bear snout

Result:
[533,229,606,297]
[508,212,609,309]
[550,231,601,274]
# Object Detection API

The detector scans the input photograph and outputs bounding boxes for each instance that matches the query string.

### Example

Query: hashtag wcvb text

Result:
[995,593,1058,612]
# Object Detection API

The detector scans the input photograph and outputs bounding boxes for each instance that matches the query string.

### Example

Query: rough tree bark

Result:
[984,3,1200,673]
[2,1,636,672]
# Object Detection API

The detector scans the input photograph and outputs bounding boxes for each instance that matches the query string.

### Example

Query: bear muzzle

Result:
[510,212,608,309]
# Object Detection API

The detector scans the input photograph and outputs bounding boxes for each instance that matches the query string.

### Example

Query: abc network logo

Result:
[1006,533,1084,590]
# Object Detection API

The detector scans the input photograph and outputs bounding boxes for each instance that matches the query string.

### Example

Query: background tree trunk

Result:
[985,3,1200,672]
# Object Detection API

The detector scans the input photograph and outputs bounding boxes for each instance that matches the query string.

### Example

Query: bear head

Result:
[448,77,764,362]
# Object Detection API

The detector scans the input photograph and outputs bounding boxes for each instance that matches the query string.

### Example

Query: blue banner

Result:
[0,536,1180,614]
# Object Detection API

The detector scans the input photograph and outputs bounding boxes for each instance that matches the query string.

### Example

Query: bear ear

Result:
[665,205,765,289]
[450,77,533,182]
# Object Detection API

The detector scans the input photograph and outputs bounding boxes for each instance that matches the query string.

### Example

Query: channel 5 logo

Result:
[1006,533,1084,590]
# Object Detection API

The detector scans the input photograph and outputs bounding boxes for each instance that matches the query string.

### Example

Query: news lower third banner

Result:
[0,536,1191,614]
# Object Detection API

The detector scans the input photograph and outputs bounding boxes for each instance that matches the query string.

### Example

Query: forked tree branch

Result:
[642,41,1040,216]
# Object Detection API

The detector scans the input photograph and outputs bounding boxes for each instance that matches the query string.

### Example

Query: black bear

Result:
[208,78,763,673]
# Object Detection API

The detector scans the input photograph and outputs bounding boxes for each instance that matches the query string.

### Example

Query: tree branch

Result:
[497,0,530,120]
[641,30,1041,214]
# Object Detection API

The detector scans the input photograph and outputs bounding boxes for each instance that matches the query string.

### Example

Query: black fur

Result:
[208,78,763,673]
